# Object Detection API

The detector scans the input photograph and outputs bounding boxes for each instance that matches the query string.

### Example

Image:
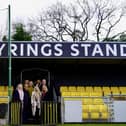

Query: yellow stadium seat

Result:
[112,90,120,95]
[111,87,120,95]
[61,92,71,96]
[120,90,126,95]
[99,105,108,112]
[119,87,126,95]
[68,86,76,92]
[60,86,68,92]
[111,87,119,91]
[82,98,93,105]
[3,92,8,96]
[0,86,5,91]
[0,98,8,103]
[93,98,104,105]
[82,112,89,119]
[90,92,103,97]
[90,112,100,119]
[0,92,3,96]
[70,92,76,96]
[77,86,85,92]
[103,90,111,96]
[119,87,126,91]
[89,105,99,112]
[80,92,90,96]
[64,97,82,101]
[70,92,81,96]
[102,87,110,91]
[94,87,102,92]
[85,86,93,92]
[82,105,89,112]
[4,86,8,91]
[76,92,82,96]
[101,112,109,119]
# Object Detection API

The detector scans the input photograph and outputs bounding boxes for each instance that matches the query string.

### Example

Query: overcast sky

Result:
[0,0,73,35]
[0,0,72,22]
[0,0,126,39]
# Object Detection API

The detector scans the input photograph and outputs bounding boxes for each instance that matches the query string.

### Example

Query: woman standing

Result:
[12,83,24,103]
[12,83,29,123]
[31,86,41,117]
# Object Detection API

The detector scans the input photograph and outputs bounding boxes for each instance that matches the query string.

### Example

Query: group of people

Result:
[12,79,48,123]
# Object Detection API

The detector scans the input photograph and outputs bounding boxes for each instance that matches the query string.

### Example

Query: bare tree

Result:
[28,0,126,42]
[28,2,94,41]
[92,0,126,41]
[29,3,68,41]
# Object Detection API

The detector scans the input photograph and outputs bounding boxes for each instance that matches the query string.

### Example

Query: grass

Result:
[5,123,126,126]
[57,124,126,126]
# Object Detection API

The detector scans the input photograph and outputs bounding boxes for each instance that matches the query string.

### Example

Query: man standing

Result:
[23,83,31,123]
[28,81,34,96]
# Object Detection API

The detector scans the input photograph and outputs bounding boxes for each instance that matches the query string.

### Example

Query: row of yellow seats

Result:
[0,98,9,103]
[61,91,126,97]
[61,91,103,97]
[0,92,9,96]
[60,86,126,96]
[60,86,126,92]
[102,90,126,95]
[82,104,108,113]
[82,112,109,120]
[0,86,14,91]
[103,87,126,94]
[82,98,104,105]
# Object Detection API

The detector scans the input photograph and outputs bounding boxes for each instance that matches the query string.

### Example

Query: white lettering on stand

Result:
[71,44,79,56]
[41,44,52,56]
[92,44,104,56]
[11,44,17,56]
[0,44,5,56]
[120,44,126,56]
[81,44,91,56]
[106,44,117,56]
[27,44,38,56]
[54,44,63,56]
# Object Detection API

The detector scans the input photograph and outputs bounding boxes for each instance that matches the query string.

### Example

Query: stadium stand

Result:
[60,86,126,121]
[0,85,12,124]
[119,87,126,95]
[0,86,14,100]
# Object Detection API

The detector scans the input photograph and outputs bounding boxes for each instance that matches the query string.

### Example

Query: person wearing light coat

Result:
[31,86,41,116]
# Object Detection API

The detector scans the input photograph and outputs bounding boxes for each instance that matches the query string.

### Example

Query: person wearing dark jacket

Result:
[12,83,24,102]
[23,83,31,123]
[12,83,30,124]
[41,83,48,101]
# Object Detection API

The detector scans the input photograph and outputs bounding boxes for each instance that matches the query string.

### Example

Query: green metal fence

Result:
[10,101,60,125]
[41,101,60,125]
[10,102,21,125]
